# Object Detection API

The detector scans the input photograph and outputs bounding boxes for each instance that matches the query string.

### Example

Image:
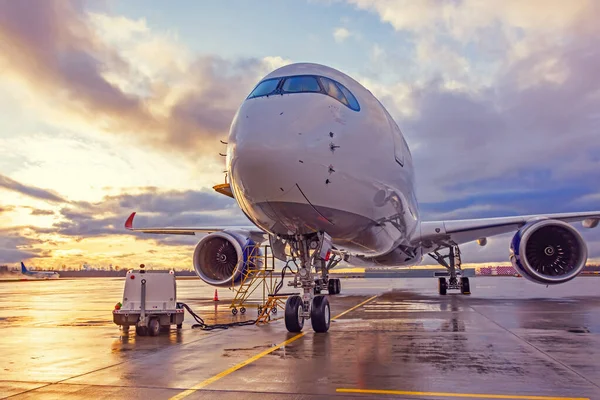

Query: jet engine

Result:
[510,219,587,284]
[193,231,263,287]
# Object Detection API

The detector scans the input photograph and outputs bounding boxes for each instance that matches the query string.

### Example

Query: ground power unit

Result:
[113,268,184,336]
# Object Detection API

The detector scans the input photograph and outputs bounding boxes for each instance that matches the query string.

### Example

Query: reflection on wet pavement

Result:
[1,277,599,399]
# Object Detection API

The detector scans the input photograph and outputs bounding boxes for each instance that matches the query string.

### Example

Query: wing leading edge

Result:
[124,212,265,236]
[418,211,600,249]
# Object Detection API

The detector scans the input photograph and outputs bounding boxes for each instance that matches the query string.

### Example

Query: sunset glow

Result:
[1,0,599,270]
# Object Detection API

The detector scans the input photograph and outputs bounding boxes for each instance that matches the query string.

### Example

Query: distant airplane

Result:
[125,62,600,333]
[21,262,59,279]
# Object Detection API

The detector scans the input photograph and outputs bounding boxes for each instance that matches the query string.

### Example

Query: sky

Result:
[0,0,599,270]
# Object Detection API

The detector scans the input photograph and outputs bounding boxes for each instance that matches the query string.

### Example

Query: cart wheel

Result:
[258,306,263,315]
[148,318,160,337]
[136,325,148,336]
[271,307,277,314]
[232,308,238,315]
[240,307,246,314]
[122,325,130,332]
[176,323,183,329]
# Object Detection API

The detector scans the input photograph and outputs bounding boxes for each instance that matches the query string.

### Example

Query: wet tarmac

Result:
[1,277,599,399]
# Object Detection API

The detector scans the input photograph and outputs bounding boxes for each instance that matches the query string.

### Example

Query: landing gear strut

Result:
[283,232,339,333]
[429,245,471,295]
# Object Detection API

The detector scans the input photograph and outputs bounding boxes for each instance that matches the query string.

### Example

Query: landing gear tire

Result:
[438,277,447,295]
[335,279,341,294]
[460,277,471,295]
[310,295,330,333]
[285,295,305,333]
[148,318,160,337]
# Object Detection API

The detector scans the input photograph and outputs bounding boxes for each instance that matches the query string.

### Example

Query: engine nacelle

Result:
[510,219,587,285]
[193,231,263,287]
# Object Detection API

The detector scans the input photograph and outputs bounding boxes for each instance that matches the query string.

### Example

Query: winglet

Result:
[125,212,136,230]
[21,262,27,273]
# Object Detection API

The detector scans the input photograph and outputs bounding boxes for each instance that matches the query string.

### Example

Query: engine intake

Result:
[510,219,587,284]
[193,231,262,287]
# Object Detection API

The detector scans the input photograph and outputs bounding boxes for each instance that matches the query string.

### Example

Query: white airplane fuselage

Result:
[227,63,421,265]
[24,271,59,279]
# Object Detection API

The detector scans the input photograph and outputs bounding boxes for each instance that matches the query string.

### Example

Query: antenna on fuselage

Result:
[219,139,227,157]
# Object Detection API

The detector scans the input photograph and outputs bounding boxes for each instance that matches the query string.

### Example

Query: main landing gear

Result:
[430,245,471,295]
[283,232,342,333]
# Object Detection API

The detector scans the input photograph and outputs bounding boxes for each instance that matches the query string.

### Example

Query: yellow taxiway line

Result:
[169,295,378,400]
[336,388,590,400]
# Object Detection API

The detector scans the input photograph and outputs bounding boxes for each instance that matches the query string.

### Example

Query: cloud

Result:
[48,187,248,240]
[0,1,287,162]
[0,173,67,203]
[399,37,600,204]
[333,27,352,42]
[30,209,55,216]
[0,175,249,266]
[0,228,51,263]
[0,205,15,214]
[347,0,590,39]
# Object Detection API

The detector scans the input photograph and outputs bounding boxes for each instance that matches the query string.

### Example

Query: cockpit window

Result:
[247,78,280,99]
[246,74,360,112]
[282,76,320,93]
[337,83,360,111]
[319,77,349,106]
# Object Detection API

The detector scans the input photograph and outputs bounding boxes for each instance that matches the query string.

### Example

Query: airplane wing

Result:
[124,212,265,237]
[418,211,600,249]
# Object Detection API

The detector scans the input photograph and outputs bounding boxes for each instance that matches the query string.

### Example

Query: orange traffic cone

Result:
[213,289,219,301]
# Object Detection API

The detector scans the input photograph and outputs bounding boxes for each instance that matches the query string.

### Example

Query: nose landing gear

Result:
[282,232,341,333]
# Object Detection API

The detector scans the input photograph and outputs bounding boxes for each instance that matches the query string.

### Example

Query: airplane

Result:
[20,262,60,279]
[125,62,600,333]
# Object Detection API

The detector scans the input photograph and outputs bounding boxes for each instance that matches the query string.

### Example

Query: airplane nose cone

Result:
[228,94,343,203]
[230,141,297,203]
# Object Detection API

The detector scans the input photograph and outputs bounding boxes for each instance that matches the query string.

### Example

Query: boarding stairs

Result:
[255,294,290,325]
[229,245,288,317]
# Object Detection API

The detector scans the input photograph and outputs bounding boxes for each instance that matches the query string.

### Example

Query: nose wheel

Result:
[283,232,337,333]
[310,295,330,333]
[284,295,305,332]
[284,294,331,333]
